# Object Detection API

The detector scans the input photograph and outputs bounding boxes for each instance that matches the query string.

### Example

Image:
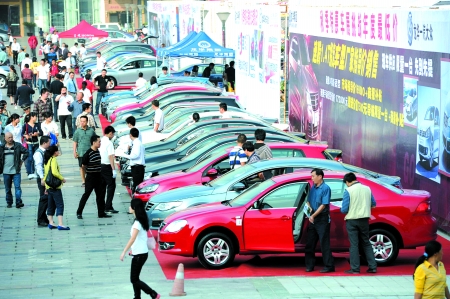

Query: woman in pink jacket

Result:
[28,35,38,58]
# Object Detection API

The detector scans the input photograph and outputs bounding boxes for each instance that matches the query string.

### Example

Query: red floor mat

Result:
[152,234,450,279]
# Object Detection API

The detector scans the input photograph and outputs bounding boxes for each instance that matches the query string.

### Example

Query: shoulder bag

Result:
[147,230,156,250]
[45,157,62,189]
[21,124,28,149]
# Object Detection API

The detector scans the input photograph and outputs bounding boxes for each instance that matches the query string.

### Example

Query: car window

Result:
[260,182,308,209]
[198,66,206,73]
[111,25,120,30]
[210,164,257,187]
[125,46,140,52]
[229,180,275,207]
[272,149,305,158]
[177,124,223,146]
[324,179,347,202]
[122,61,139,70]
[202,157,231,176]
[142,60,156,68]
[99,25,106,29]
[215,66,225,73]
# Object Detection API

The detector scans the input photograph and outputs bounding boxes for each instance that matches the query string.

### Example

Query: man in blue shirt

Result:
[305,168,335,273]
[47,48,57,65]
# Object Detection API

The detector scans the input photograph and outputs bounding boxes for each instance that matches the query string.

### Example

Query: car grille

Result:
[419,144,428,156]
[418,129,427,137]
[145,202,154,212]
[310,93,319,111]
[308,122,318,138]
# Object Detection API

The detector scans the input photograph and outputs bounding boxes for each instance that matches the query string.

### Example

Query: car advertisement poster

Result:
[235,5,281,120]
[288,6,450,230]
[147,1,178,47]
[178,3,201,41]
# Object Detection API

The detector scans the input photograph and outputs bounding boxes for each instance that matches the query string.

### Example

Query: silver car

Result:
[90,54,162,89]
[0,65,10,89]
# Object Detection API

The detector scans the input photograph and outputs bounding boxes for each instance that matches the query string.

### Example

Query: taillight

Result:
[414,200,431,214]
[334,156,343,162]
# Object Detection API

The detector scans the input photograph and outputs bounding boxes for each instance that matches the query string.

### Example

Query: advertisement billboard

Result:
[235,5,281,120]
[288,7,450,230]
[147,1,178,47]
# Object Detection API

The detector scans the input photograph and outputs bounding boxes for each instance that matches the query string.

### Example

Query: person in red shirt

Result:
[21,64,34,90]
[28,35,38,58]
[82,74,95,103]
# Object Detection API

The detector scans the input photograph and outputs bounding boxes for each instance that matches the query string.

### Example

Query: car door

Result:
[243,182,308,251]
[323,179,349,250]
[120,60,140,85]
[141,59,157,79]
[272,149,305,158]
[201,157,231,183]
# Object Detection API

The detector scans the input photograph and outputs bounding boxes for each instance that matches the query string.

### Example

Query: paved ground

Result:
[0,39,448,298]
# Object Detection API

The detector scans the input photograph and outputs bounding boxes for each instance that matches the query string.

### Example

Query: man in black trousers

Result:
[76,134,111,219]
[99,125,118,214]
[34,136,50,226]
[121,128,145,193]
[305,168,335,273]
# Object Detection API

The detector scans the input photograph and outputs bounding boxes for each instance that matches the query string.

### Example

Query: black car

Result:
[120,133,299,186]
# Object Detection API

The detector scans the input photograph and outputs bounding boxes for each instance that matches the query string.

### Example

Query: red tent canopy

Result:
[58,20,108,38]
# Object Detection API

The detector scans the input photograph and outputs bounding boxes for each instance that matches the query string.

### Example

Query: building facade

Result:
[104,0,147,31]
[0,0,34,37]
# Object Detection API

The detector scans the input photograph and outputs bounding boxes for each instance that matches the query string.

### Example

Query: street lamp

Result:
[201,9,209,31]
[124,4,130,32]
[216,12,230,64]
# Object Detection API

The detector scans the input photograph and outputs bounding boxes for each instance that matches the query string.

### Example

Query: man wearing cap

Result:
[15,79,35,107]
[19,105,31,127]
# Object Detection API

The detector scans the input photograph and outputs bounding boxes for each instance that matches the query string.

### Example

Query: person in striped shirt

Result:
[228,134,247,170]
[76,134,111,219]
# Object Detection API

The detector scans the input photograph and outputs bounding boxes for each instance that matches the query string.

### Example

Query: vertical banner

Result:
[147,1,178,47]
[288,6,450,230]
[178,3,202,41]
[235,5,281,120]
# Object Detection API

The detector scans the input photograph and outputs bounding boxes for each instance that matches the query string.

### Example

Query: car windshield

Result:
[179,139,221,160]
[209,164,257,187]
[228,180,276,207]
[424,108,434,121]
[186,150,224,172]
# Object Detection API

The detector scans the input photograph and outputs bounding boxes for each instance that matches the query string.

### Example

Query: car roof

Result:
[271,170,365,183]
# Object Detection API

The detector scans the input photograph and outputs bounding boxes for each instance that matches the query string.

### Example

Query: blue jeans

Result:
[47,188,64,216]
[3,173,22,205]
[32,74,37,88]
[96,91,108,115]
[26,143,38,175]
[38,79,47,93]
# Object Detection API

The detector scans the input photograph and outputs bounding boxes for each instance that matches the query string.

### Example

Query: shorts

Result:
[78,157,83,167]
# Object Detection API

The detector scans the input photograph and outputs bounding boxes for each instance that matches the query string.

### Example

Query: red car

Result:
[158,171,437,269]
[134,143,331,202]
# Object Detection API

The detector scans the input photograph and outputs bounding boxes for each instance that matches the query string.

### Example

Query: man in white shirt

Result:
[219,102,231,119]
[11,38,21,64]
[122,128,145,193]
[96,51,107,71]
[36,59,49,92]
[99,125,118,214]
[43,41,51,60]
[51,31,59,44]
[34,135,50,226]
[69,42,79,58]
[21,54,32,71]
[135,72,147,89]
[55,86,74,139]
[78,44,86,59]
[152,99,164,132]
[81,81,92,103]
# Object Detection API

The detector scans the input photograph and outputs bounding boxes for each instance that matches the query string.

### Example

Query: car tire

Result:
[110,77,117,90]
[0,75,6,89]
[197,232,235,270]
[369,228,399,265]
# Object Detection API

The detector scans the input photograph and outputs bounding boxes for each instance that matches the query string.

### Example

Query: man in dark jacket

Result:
[49,74,64,121]
[202,63,215,78]
[15,79,35,107]
[0,132,29,208]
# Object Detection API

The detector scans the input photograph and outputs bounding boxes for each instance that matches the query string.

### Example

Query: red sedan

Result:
[158,171,437,269]
[134,143,331,202]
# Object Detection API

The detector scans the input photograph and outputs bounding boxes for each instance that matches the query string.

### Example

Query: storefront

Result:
[0,0,33,37]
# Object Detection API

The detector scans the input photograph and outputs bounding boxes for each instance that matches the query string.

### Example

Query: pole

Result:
[221,20,226,64]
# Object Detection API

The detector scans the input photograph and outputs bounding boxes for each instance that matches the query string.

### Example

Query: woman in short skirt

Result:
[6,65,18,105]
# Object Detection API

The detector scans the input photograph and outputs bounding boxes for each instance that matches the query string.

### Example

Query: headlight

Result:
[154,201,182,211]
[164,219,187,233]
[425,128,431,138]
[144,172,153,180]
[139,184,159,193]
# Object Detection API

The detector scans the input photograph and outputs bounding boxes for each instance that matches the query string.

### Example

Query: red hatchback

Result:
[134,143,331,202]
[158,171,437,269]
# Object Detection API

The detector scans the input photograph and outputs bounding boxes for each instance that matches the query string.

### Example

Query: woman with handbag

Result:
[22,112,41,179]
[120,198,160,299]
[44,145,69,230]
[7,65,18,105]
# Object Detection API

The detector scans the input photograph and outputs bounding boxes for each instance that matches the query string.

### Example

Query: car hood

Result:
[150,185,215,203]
[165,202,229,223]
[303,64,319,94]
[139,171,186,187]
[419,120,433,133]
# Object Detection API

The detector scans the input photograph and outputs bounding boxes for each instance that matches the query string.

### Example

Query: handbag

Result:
[147,230,156,250]
[21,124,29,149]
[45,158,62,189]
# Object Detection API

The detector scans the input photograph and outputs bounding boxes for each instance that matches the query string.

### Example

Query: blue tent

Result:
[156,31,197,58]
[159,31,235,59]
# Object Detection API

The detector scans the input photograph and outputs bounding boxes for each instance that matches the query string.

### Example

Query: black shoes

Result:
[319,268,335,273]
[37,222,49,227]
[98,214,112,218]
[77,214,83,219]
[366,268,377,273]
[305,268,314,272]
[16,203,24,209]
[7,204,12,208]
[344,269,360,274]
[105,209,119,214]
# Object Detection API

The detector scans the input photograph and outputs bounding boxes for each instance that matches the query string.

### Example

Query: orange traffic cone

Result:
[169,263,187,296]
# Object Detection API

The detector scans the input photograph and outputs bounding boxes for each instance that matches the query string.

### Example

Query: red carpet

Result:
[76,78,130,90]
[152,234,450,279]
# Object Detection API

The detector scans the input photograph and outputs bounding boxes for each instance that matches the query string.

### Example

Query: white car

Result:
[418,106,440,169]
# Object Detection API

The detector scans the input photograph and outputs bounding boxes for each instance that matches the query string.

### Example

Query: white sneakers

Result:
[28,174,38,179]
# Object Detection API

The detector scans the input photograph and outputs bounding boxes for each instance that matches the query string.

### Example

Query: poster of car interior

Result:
[147,1,178,47]
[234,4,281,120]
[288,6,450,228]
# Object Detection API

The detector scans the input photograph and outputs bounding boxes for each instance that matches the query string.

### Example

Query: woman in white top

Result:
[40,112,59,140]
[4,114,22,143]
[149,76,158,91]
[120,198,160,299]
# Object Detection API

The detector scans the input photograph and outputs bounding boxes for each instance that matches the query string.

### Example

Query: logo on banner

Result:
[407,12,413,46]
[198,41,211,48]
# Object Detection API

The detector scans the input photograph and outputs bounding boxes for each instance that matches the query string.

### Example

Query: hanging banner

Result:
[178,3,202,41]
[235,5,282,120]
[288,6,450,230]
[147,1,178,47]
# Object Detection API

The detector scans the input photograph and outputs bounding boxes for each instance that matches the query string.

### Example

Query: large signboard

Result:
[288,7,450,229]
[147,1,178,47]
[235,5,281,120]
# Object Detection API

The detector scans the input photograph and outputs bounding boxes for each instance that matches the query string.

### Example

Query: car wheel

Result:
[369,228,399,265]
[197,232,235,269]
[110,77,117,90]
[0,75,6,89]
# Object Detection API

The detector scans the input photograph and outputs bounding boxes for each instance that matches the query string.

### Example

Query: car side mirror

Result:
[252,201,261,209]
[231,182,246,192]
[206,168,218,177]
